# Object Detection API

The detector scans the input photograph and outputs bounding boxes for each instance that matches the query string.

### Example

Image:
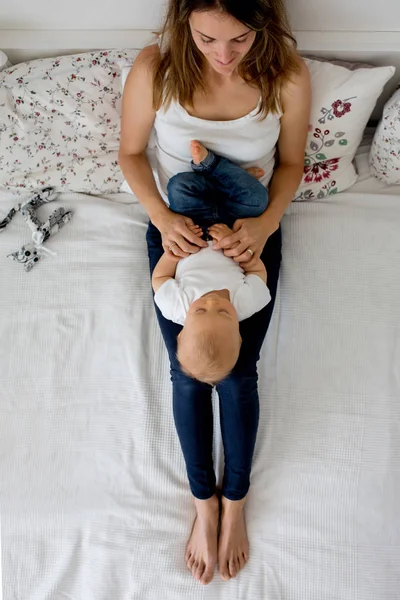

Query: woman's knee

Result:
[217,368,259,402]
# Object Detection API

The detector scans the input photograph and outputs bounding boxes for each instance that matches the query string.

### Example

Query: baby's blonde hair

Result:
[177,328,241,385]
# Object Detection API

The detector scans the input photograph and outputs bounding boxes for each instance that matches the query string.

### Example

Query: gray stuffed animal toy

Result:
[0,187,73,272]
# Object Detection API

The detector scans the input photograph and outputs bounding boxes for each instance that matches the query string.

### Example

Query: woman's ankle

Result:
[221,495,247,512]
[193,493,220,516]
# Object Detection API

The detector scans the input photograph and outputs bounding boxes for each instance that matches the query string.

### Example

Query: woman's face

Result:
[189,10,256,76]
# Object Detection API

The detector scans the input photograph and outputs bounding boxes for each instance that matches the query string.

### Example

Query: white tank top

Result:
[153,98,281,201]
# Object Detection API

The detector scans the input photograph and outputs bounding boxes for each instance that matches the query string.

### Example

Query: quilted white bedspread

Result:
[0,188,399,600]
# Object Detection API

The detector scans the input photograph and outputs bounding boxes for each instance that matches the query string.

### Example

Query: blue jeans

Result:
[146,152,282,500]
[167,151,269,230]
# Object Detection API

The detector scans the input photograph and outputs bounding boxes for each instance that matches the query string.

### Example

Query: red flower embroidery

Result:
[331,100,352,118]
[304,158,339,183]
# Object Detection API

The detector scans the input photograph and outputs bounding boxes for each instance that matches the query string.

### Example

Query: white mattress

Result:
[0,171,400,599]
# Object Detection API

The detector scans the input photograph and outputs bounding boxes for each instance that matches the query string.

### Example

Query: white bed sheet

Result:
[0,176,399,599]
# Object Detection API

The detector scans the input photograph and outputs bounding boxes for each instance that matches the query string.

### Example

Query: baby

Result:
[152,141,271,385]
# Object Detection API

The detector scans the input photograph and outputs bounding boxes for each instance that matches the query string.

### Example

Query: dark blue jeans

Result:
[167,152,270,229]
[146,153,282,500]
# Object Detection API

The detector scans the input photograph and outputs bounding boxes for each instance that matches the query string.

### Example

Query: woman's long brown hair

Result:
[153,0,299,117]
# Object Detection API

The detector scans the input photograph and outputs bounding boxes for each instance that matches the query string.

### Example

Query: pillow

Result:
[0,49,139,195]
[294,58,395,201]
[303,55,375,71]
[369,86,400,185]
[0,50,11,70]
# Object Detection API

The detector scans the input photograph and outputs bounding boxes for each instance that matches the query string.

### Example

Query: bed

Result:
[1,48,400,600]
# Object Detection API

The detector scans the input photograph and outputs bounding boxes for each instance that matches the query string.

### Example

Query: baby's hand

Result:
[188,223,204,238]
[208,223,233,242]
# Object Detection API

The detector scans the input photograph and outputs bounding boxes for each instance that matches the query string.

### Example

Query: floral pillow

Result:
[0,50,11,70]
[294,59,395,201]
[0,49,139,195]
[369,85,400,185]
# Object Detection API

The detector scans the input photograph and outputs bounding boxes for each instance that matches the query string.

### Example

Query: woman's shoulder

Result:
[124,43,160,95]
[280,55,311,108]
[136,43,161,63]
[127,44,160,78]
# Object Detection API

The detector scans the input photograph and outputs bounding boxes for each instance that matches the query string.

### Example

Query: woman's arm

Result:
[214,58,311,264]
[119,46,166,222]
[119,46,206,258]
[260,58,311,232]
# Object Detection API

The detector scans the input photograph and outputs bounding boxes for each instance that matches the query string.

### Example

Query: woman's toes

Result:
[200,564,214,585]
[187,554,195,570]
[220,562,231,581]
[195,561,205,581]
[191,560,199,578]
[229,558,238,578]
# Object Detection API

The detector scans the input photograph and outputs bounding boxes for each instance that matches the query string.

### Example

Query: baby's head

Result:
[177,291,241,385]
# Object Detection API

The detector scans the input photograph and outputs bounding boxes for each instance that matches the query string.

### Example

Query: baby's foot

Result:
[245,167,264,180]
[208,223,233,242]
[190,140,209,165]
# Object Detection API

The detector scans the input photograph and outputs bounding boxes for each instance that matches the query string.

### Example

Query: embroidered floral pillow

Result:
[0,49,139,195]
[294,59,395,201]
[369,85,400,185]
[0,50,11,70]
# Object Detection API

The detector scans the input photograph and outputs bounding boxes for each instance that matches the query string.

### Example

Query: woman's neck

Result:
[204,61,242,86]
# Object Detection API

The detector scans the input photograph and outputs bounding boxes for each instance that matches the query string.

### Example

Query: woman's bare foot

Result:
[185,494,219,585]
[190,140,209,165]
[218,496,249,581]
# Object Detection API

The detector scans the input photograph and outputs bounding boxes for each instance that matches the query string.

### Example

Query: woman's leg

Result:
[146,221,219,584]
[215,226,282,580]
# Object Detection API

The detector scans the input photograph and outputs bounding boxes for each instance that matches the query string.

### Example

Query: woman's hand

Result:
[212,213,279,266]
[152,208,208,258]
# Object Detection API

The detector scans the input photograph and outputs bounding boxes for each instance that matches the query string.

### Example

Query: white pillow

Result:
[0,50,11,70]
[0,49,139,195]
[293,59,395,201]
[369,86,400,185]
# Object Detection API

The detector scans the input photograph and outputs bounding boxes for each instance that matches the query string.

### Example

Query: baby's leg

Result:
[189,141,269,221]
[167,171,216,229]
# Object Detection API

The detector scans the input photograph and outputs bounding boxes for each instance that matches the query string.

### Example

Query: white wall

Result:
[1,0,399,31]
[286,0,400,32]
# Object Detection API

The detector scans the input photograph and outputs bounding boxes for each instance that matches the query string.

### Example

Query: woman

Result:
[119,0,310,586]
